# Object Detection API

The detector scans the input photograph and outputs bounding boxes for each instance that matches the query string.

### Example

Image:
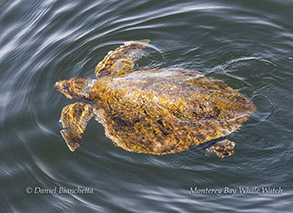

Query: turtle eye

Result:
[62,82,70,91]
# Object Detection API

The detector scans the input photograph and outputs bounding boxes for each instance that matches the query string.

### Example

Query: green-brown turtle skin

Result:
[55,40,255,157]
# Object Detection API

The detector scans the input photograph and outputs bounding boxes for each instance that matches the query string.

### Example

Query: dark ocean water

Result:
[0,0,292,212]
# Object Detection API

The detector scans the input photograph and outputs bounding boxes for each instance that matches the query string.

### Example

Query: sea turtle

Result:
[54,40,255,158]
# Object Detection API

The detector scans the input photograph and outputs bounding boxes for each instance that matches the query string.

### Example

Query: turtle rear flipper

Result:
[59,102,93,151]
[95,40,150,78]
[205,139,236,158]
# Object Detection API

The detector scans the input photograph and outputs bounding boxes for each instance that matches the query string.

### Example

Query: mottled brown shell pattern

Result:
[88,69,255,155]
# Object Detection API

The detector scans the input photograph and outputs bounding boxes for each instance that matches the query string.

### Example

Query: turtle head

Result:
[54,78,96,99]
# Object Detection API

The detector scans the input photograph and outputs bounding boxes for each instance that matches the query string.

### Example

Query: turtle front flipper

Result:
[59,102,93,151]
[205,139,236,158]
[95,40,150,78]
